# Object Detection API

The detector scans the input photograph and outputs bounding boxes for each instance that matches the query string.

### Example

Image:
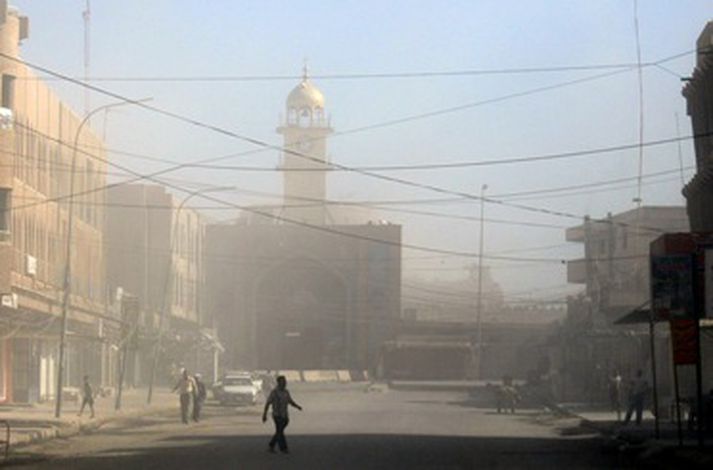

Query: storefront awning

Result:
[613,307,666,325]
[614,307,713,328]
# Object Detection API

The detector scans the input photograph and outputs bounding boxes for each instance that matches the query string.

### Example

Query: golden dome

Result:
[286,79,325,110]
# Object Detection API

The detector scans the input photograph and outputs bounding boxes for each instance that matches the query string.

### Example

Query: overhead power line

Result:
[0,50,692,236]
[178,134,703,172]
[23,61,667,83]
[8,122,566,263]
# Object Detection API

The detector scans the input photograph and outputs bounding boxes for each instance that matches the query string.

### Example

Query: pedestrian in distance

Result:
[623,369,650,426]
[496,375,520,414]
[172,368,197,424]
[262,370,276,401]
[77,375,95,418]
[192,373,207,422]
[608,370,622,421]
[262,375,302,454]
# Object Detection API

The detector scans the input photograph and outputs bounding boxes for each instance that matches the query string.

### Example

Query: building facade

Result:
[557,206,689,403]
[105,184,207,384]
[0,3,111,403]
[206,222,401,370]
[566,206,689,322]
[682,21,713,231]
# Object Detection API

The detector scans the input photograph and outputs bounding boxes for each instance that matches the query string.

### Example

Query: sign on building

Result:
[650,254,695,320]
[670,319,699,365]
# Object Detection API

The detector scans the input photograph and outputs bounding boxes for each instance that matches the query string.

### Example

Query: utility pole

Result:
[147,186,233,404]
[475,184,487,380]
[54,99,151,418]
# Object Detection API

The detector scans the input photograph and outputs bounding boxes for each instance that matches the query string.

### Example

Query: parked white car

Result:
[212,373,260,406]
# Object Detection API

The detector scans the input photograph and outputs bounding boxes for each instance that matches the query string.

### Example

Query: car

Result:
[212,373,260,406]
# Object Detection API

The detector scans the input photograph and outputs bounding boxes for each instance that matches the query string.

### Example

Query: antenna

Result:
[83,0,91,115]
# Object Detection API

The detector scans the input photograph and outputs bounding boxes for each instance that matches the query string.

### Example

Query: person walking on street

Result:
[78,375,95,418]
[608,370,622,421]
[262,375,302,454]
[172,369,196,424]
[262,370,276,401]
[623,369,650,426]
[496,375,520,414]
[192,373,207,422]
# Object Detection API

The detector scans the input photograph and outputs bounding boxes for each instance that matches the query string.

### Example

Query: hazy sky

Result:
[12,1,712,300]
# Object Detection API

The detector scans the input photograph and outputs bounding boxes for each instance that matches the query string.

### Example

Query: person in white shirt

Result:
[262,375,302,453]
[172,369,196,424]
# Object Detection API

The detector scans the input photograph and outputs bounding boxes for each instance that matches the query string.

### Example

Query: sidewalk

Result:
[555,403,656,435]
[0,388,176,450]
[555,402,713,469]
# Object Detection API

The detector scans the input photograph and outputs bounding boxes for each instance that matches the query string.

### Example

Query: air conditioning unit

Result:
[0,107,12,130]
[26,254,37,277]
[1,293,18,309]
[115,286,124,302]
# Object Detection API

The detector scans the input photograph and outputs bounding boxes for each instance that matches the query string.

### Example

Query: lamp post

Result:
[146,186,234,404]
[54,98,151,418]
[475,184,488,380]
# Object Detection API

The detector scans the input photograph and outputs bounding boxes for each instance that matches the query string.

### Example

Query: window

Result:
[0,188,10,232]
[1,74,15,109]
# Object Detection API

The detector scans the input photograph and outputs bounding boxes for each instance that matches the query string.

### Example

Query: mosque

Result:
[204,71,402,371]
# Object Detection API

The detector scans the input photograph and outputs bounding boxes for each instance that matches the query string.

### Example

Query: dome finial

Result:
[302,58,309,82]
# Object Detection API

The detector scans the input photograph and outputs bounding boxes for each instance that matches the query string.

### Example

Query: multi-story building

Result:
[0,3,111,403]
[682,21,713,231]
[566,206,689,322]
[558,206,689,403]
[105,184,207,384]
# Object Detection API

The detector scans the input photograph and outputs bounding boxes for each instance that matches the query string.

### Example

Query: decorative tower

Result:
[277,66,333,225]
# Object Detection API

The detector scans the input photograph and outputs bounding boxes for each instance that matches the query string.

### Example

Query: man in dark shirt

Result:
[78,375,95,418]
[262,376,302,454]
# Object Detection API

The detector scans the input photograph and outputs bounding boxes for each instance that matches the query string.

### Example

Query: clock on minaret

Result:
[297,139,312,153]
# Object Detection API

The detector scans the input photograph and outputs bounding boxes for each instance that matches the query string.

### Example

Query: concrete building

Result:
[105,184,209,384]
[0,2,112,403]
[556,206,689,403]
[205,73,402,371]
[566,206,689,322]
[383,318,556,381]
[682,21,713,231]
[207,223,401,370]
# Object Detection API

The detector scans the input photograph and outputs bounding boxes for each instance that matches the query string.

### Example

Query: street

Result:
[6,384,625,469]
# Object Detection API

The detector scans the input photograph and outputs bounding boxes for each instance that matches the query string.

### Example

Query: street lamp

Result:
[54,98,151,418]
[146,185,235,404]
[475,184,488,380]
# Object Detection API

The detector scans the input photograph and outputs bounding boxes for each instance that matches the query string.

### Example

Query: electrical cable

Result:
[1,50,693,241]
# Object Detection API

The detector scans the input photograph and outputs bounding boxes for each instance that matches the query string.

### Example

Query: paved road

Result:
[7,384,625,469]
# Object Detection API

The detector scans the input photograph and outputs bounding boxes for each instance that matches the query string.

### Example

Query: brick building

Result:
[0,2,112,403]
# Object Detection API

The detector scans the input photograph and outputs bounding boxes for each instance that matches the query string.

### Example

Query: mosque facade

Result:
[205,72,401,371]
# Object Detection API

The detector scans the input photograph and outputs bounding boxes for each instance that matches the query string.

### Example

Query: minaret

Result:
[277,66,333,225]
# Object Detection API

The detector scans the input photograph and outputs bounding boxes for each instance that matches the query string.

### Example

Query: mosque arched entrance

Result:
[255,259,349,369]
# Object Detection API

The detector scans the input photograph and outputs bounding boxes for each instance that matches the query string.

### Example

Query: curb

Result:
[546,403,617,436]
[546,404,713,468]
[8,404,175,451]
